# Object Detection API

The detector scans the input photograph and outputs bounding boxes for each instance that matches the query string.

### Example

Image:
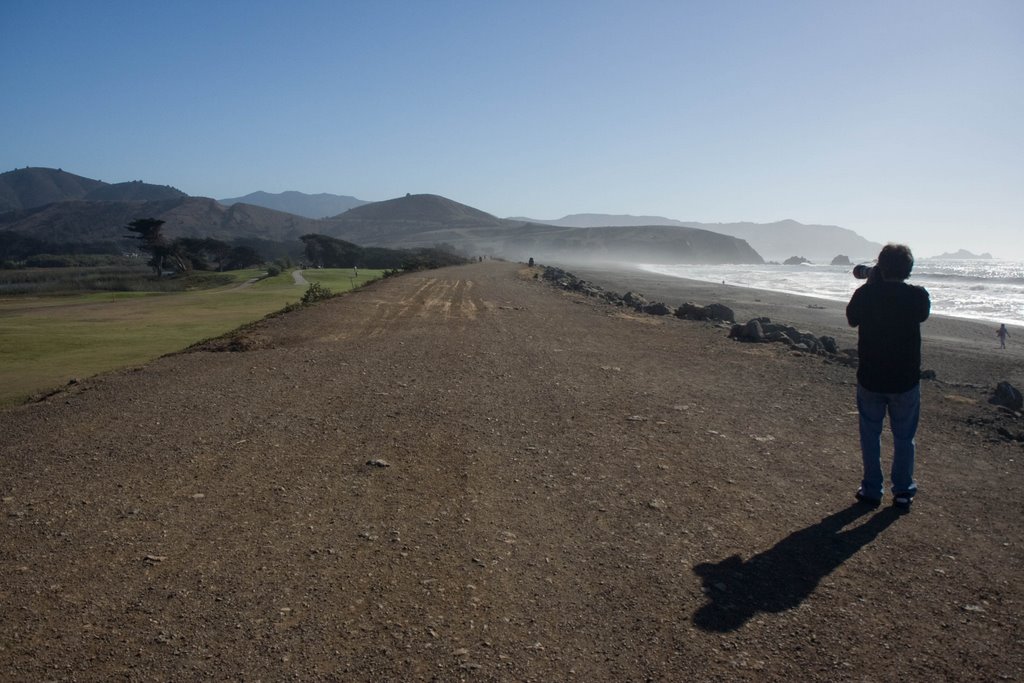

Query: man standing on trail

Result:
[846,244,931,511]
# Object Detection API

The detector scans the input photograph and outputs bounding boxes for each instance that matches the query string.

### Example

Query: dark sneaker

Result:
[855,490,882,507]
[893,495,913,511]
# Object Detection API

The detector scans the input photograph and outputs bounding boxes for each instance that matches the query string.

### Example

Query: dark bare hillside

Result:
[324,193,506,244]
[331,193,501,224]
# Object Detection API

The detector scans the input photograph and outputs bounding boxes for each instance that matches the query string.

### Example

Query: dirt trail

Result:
[1,261,1021,681]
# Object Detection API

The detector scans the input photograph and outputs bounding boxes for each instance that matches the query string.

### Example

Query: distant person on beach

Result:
[997,323,1009,349]
[846,244,931,511]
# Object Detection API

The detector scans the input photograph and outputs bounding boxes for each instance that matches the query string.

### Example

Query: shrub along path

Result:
[1,261,1020,681]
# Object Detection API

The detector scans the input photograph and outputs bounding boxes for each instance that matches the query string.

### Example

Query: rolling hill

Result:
[323,194,506,244]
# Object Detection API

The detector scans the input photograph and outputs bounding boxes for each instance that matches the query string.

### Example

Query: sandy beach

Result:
[2,261,1022,681]
[562,261,1024,389]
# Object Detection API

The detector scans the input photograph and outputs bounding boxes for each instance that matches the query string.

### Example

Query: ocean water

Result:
[638,260,1024,326]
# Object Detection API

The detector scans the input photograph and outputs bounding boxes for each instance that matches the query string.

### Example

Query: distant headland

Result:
[929,249,994,260]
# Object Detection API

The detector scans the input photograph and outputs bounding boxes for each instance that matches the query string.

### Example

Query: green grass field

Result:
[0,268,382,406]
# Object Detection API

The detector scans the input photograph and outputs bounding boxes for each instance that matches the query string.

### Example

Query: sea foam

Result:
[638,259,1024,326]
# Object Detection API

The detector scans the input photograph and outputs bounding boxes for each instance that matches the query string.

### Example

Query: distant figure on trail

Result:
[353,266,358,278]
[997,323,1010,349]
[846,244,930,512]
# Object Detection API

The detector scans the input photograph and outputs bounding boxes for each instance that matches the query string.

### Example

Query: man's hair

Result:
[876,243,914,280]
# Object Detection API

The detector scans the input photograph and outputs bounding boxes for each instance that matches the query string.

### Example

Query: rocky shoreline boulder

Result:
[622,291,649,310]
[675,302,735,323]
[541,266,681,313]
[991,381,1023,412]
[729,316,848,361]
[541,264,849,364]
[643,302,673,316]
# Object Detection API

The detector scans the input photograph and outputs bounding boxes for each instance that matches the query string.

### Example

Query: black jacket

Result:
[846,280,931,393]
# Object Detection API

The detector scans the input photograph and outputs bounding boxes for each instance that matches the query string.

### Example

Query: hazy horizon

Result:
[2,1,1021,258]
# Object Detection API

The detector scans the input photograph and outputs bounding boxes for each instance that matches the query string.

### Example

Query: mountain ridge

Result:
[2,168,760,263]
[0,167,186,212]
[512,213,883,262]
[1,192,764,265]
[219,190,370,218]
[929,249,994,260]
[320,195,762,264]
[0,168,106,212]
[0,197,329,244]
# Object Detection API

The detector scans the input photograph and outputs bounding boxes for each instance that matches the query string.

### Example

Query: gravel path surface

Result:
[2,261,1021,681]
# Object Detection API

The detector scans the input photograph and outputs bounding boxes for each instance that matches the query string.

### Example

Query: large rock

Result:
[675,302,708,320]
[642,302,672,316]
[704,303,735,323]
[675,302,734,322]
[542,266,611,300]
[623,291,648,311]
[729,316,843,357]
[729,318,766,342]
[744,319,766,341]
[990,382,1023,412]
[601,291,624,306]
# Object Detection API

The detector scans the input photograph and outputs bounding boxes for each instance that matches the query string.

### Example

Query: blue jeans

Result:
[857,384,920,499]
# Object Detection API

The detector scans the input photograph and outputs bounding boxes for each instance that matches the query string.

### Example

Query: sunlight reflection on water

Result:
[639,260,1024,326]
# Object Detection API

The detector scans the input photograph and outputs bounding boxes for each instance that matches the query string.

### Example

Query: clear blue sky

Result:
[3,0,1022,258]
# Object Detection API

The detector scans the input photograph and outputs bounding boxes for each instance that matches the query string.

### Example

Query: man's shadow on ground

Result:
[692,504,903,632]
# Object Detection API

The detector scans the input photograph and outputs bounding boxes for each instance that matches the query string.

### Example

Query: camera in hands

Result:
[852,264,874,279]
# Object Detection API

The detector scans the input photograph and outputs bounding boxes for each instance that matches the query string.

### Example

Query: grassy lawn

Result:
[0,269,382,406]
